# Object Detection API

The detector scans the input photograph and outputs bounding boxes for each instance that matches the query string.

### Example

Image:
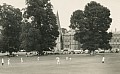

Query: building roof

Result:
[112,31,120,34]
[64,29,76,35]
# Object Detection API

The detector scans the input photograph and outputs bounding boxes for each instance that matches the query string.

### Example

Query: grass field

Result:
[0,53,120,74]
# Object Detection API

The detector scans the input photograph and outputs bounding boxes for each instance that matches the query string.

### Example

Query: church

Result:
[55,11,81,52]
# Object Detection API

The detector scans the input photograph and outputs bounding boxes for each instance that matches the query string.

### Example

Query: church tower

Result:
[55,11,62,52]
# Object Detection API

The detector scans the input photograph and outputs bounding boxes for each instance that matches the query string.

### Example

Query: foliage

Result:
[20,21,41,52]
[0,3,22,54]
[0,34,3,52]
[70,1,112,52]
[21,0,59,54]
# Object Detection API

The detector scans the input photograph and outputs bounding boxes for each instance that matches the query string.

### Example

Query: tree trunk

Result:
[37,51,44,56]
[9,51,13,56]
[92,50,95,55]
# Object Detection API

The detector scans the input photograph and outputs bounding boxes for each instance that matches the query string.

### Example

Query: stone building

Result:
[62,29,81,51]
[109,31,120,50]
[61,29,120,52]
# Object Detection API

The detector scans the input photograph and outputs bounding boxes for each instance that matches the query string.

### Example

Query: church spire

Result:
[56,11,61,33]
[55,11,62,51]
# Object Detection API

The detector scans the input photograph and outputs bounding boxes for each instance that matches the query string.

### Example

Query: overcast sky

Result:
[0,0,120,32]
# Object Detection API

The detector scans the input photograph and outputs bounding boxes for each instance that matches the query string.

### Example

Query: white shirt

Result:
[2,58,4,63]
[102,57,105,61]
[56,57,60,60]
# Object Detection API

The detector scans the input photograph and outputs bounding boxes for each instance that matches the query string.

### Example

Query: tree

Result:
[20,21,41,52]
[0,34,3,52]
[70,1,112,54]
[22,0,59,55]
[0,3,22,55]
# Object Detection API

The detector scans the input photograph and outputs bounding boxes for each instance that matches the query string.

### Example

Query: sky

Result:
[0,0,120,32]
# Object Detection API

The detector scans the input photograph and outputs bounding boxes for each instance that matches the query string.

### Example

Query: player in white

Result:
[102,56,105,63]
[69,57,72,60]
[37,57,40,61]
[16,54,19,57]
[66,57,68,60]
[56,57,60,64]
[21,58,23,63]
[8,58,10,65]
[1,58,4,66]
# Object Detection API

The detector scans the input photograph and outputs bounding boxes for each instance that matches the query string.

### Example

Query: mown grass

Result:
[0,53,120,74]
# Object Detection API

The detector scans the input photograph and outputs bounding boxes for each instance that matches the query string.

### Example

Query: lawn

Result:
[0,53,120,74]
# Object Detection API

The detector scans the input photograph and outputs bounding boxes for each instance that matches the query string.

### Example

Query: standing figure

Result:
[8,58,10,65]
[69,57,72,61]
[21,58,23,63]
[56,57,60,64]
[16,54,19,57]
[102,56,105,63]
[66,57,68,60]
[37,57,40,61]
[1,58,4,66]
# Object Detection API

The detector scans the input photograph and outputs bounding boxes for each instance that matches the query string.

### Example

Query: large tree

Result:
[70,1,112,54]
[0,3,22,55]
[0,34,3,52]
[20,21,41,52]
[22,0,59,55]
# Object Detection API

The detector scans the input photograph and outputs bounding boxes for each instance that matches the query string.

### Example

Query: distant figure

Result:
[16,54,19,57]
[56,57,60,64]
[102,56,105,63]
[1,58,4,66]
[8,58,10,65]
[21,58,23,63]
[37,57,40,61]
[66,57,68,60]
[69,57,72,61]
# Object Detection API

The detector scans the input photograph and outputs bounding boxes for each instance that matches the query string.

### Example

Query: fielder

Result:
[69,57,72,60]
[66,57,68,60]
[37,57,40,61]
[56,57,60,64]
[102,56,105,63]
[21,58,23,63]
[1,58,4,66]
[8,58,10,65]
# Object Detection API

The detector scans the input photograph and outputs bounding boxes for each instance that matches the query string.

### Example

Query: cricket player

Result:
[56,57,60,64]
[8,58,10,65]
[66,57,68,60]
[37,57,40,61]
[69,57,71,60]
[102,56,105,63]
[1,58,4,66]
[21,58,23,63]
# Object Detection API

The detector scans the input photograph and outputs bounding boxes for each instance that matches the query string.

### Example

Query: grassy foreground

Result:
[0,53,120,74]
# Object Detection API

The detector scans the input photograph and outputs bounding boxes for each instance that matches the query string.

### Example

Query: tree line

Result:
[0,1,112,55]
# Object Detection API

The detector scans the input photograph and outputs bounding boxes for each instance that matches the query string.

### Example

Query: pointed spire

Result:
[56,11,62,34]
[56,11,61,29]
[56,11,62,51]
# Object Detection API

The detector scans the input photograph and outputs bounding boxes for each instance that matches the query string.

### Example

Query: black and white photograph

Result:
[0,0,120,74]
